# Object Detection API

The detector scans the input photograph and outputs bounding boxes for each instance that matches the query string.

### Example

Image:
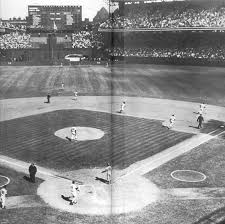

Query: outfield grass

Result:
[0,109,192,171]
[0,65,225,105]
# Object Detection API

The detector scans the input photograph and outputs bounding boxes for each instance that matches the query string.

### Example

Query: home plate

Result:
[55,127,105,141]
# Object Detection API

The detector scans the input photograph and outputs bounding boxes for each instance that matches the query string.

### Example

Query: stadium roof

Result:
[112,0,183,2]
[112,0,225,3]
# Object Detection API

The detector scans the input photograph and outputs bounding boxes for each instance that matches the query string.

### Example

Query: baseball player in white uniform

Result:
[102,163,112,184]
[119,102,126,113]
[168,114,176,129]
[70,127,78,141]
[69,181,80,205]
[0,186,7,209]
[74,90,78,100]
[199,103,206,115]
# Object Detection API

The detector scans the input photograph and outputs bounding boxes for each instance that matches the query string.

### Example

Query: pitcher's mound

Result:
[55,127,105,141]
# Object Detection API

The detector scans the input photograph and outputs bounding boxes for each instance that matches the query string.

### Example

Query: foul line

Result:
[114,129,225,182]
[0,129,224,187]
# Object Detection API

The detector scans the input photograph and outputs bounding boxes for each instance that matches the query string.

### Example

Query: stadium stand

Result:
[0,32,32,49]
[107,47,225,60]
[100,1,225,29]
[0,21,26,31]
[72,31,104,49]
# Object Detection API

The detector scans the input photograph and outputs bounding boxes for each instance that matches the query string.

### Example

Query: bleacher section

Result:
[100,0,225,31]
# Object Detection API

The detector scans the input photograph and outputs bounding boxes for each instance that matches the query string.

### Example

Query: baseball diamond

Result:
[0,64,225,222]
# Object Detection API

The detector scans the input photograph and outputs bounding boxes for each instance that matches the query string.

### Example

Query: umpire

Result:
[29,163,37,183]
[197,114,204,129]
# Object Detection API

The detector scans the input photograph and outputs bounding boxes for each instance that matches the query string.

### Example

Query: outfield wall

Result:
[0,48,103,65]
[111,56,225,67]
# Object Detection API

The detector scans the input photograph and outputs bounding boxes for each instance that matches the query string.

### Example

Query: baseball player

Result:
[69,181,80,205]
[74,90,78,100]
[0,185,7,209]
[70,127,78,141]
[29,163,37,183]
[102,163,112,184]
[197,114,204,129]
[46,93,51,103]
[61,82,64,90]
[168,114,176,129]
[199,103,206,115]
[119,102,126,113]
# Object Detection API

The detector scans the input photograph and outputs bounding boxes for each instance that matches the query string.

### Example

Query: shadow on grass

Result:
[61,195,72,202]
[95,177,109,184]
[189,125,199,129]
[194,206,225,224]
[23,176,32,182]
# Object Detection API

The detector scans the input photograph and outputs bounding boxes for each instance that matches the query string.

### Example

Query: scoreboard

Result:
[28,5,82,30]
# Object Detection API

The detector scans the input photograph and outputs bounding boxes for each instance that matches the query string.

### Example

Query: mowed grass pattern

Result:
[0,110,193,171]
[1,65,225,105]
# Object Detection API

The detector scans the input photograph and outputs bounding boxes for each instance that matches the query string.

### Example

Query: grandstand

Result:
[98,0,225,66]
[100,0,225,31]
[1,0,225,66]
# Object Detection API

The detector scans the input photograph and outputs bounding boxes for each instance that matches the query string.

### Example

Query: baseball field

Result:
[0,64,225,224]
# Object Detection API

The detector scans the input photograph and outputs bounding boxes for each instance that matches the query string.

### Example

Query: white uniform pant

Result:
[71,134,77,141]
[107,173,111,182]
[169,121,174,128]
[1,196,6,208]
[70,192,78,204]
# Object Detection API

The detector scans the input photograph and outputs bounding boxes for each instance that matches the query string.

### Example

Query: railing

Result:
[99,27,225,32]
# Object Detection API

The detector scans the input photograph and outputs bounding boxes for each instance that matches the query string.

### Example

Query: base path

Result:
[1,96,225,134]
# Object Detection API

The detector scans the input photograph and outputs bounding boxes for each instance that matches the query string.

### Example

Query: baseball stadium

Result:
[1,0,225,223]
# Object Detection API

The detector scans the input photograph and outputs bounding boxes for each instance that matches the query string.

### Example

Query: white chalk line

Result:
[114,129,225,182]
[0,129,224,189]
[0,175,10,188]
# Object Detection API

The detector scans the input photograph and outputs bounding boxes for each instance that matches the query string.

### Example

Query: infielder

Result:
[74,90,78,100]
[199,103,206,115]
[102,163,112,184]
[46,93,51,103]
[70,127,78,141]
[0,185,7,209]
[119,102,126,113]
[168,114,176,129]
[69,181,80,205]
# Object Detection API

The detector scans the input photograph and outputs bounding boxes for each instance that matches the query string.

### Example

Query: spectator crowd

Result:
[0,21,26,31]
[107,47,225,60]
[0,32,32,49]
[100,2,225,29]
[72,31,104,49]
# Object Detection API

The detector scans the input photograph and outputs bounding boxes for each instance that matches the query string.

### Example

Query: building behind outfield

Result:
[27,5,82,31]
